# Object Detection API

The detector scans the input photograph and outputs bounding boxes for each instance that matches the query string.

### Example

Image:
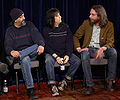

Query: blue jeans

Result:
[19,44,38,89]
[45,53,81,84]
[81,48,117,87]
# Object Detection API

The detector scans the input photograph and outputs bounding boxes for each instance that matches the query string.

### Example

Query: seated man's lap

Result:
[69,53,80,64]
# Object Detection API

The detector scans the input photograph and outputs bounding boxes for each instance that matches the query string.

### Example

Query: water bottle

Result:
[60,58,65,70]
[60,65,65,70]
[3,80,8,94]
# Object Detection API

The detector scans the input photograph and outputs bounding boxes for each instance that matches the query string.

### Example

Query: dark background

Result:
[0,0,120,82]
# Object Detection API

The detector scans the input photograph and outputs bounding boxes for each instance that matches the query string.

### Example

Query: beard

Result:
[90,18,100,25]
[16,19,26,27]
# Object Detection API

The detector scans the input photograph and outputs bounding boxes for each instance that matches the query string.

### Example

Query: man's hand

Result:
[63,55,69,64]
[37,46,44,55]
[76,47,88,53]
[56,57,63,64]
[10,50,20,58]
[96,48,104,59]
[76,47,81,53]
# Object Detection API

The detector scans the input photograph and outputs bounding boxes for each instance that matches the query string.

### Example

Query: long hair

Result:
[46,8,60,28]
[91,5,108,27]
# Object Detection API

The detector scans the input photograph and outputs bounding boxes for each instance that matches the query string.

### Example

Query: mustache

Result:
[22,19,25,22]
[15,19,26,26]
[90,18,99,24]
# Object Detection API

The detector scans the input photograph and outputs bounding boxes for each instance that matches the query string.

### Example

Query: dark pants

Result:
[81,48,117,87]
[45,53,81,85]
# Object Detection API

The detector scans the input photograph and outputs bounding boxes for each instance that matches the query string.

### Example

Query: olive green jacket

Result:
[73,19,114,49]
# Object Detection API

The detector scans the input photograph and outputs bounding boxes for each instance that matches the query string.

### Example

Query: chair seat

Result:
[14,60,39,69]
[54,61,70,67]
[90,59,108,65]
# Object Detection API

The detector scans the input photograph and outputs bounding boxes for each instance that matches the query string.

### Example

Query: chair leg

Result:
[0,75,2,96]
[16,72,19,94]
[36,68,40,90]
[104,65,107,88]
[82,75,86,88]
[71,77,75,89]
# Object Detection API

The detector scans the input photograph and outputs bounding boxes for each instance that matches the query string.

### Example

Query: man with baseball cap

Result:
[5,8,45,99]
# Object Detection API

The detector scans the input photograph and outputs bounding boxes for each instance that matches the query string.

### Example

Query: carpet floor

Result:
[0,80,120,100]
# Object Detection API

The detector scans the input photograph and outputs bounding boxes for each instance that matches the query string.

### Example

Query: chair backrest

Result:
[14,60,39,69]
[90,58,108,65]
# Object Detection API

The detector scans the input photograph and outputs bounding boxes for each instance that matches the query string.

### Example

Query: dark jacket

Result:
[5,21,45,55]
[43,22,73,57]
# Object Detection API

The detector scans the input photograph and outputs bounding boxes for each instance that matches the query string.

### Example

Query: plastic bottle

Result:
[60,58,65,70]
[3,80,8,94]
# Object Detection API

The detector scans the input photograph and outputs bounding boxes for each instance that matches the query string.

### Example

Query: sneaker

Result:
[58,79,67,91]
[85,86,95,96]
[27,88,38,99]
[50,85,59,97]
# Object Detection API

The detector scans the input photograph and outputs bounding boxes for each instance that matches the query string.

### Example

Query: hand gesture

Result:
[37,46,44,55]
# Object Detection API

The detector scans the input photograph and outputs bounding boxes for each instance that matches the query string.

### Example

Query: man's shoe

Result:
[105,80,115,92]
[58,79,67,91]
[27,88,38,99]
[50,85,59,97]
[85,86,94,96]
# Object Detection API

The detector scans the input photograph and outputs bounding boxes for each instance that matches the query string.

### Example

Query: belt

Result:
[88,46,99,49]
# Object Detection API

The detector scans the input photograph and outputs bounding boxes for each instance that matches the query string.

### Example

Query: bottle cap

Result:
[4,80,7,82]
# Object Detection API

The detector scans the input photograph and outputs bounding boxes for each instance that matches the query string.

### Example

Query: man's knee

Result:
[22,56,30,63]
[74,56,81,65]
[45,55,55,64]
[76,58,81,65]
[70,54,81,65]
[107,48,117,57]
[81,51,90,61]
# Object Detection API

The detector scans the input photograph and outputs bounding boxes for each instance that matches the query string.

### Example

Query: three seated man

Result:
[1,4,117,99]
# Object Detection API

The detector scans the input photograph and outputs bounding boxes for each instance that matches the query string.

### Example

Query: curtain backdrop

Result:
[1,0,120,34]
[1,0,120,79]
[0,0,120,55]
